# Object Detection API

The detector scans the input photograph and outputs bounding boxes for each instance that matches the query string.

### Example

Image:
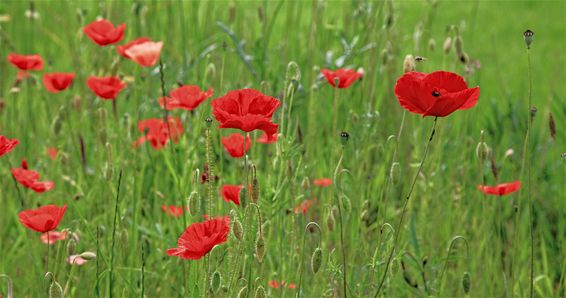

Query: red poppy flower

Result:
[83,19,125,46]
[269,280,284,289]
[0,135,19,158]
[167,216,230,260]
[18,204,67,233]
[123,40,162,67]
[221,184,243,205]
[46,147,58,160]
[161,205,187,217]
[287,283,296,289]
[211,89,280,140]
[313,178,332,187]
[257,132,278,144]
[294,200,312,215]
[321,68,362,88]
[159,85,213,111]
[43,72,75,93]
[478,181,521,196]
[136,117,183,150]
[86,76,126,100]
[117,37,151,58]
[40,230,68,245]
[221,133,251,158]
[7,53,43,71]
[394,71,480,117]
[11,160,54,193]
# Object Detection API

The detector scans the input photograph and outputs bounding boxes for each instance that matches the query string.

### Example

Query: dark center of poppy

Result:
[432,90,441,97]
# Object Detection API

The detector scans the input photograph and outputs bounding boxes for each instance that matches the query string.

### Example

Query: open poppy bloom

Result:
[321,68,362,88]
[11,160,54,193]
[478,181,521,196]
[211,89,280,141]
[294,200,312,215]
[123,40,162,67]
[159,85,213,111]
[0,135,19,158]
[257,132,278,144]
[43,72,75,93]
[313,178,332,187]
[18,204,67,233]
[221,184,243,205]
[117,37,151,58]
[86,76,126,100]
[46,147,58,160]
[167,216,230,260]
[394,71,480,117]
[221,133,251,158]
[161,205,187,217]
[7,53,43,71]
[40,230,67,245]
[83,19,125,46]
[136,117,183,150]
[269,280,296,289]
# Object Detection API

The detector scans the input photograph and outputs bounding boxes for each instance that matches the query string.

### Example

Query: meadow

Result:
[0,0,564,297]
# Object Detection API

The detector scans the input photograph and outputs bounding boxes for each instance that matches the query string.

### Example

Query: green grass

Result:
[0,0,564,297]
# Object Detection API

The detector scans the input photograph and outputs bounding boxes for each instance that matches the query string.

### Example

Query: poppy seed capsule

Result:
[211,271,221,293]
[462,271,471,294]
[255,285,267,298]
[255,235,266,262]
[403,55,416,73]
[475,142,489,161]
[311,247,323,274]
[340,131,350,146]
[443,37,452,54]
[205,117,213,128]
[49,281,64,298]
[523,29,534,49]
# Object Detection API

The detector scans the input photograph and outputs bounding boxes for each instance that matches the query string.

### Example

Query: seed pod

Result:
[232,218,244,241]
[311,247,323,274]
[523,29,534,49]
[462,271,471,294]
[255,235,266,262]
[403,55,416,73]
[49,281,64,298]
[255,285,266,298]
[454,36,464,56]
[549,112,556,140]
[443,37,452,54]
[205,117,213,128]
[211,271,221,293]
[237,286,248,298]
[79,251,97,260]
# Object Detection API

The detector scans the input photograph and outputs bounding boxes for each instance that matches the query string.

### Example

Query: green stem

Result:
[109,170,123,298]
[333,147,347,297]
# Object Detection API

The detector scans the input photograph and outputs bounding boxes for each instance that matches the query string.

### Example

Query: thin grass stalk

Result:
[109,170,123,298]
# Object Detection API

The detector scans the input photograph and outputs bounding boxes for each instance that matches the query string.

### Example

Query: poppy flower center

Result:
[432,90,441,97]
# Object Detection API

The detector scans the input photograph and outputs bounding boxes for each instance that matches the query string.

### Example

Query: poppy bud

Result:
[340,131,350,146]
[523,29,534,49]
[79,251,97,260]
[255,286,267,298]
[428,38,436,52]
[326,209,335,231]
[549,112,556,140]
[381,48,389,65]
[390,258,400,275]
[255,235,266,263]
[251,178,259,204]
[98,128,107,145]
[459,52,469,64]
[462,271,471,294]
[454,36,464,56]
[341,195,352,213]
[389,162,400,184]
[211,271,221,293]
[49,281,64,298]
[530,106,537,120]
[475,142,489,162]
[51,116,63,135]
[443,37,452,54]
[237,286,248,298]
[67,238,76,255]
[205,117,213,128]
[311,247,323,274]
[401,260,418,288]
[239,187,248,208]
[384,0,394,29]
[403,55,416,73]
[233,218,244,241]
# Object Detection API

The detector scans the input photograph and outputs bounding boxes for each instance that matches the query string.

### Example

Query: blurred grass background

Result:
[0,0,564,297]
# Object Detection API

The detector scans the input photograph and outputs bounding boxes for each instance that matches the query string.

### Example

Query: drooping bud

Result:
[311,247,323,274]
[255,235,266,262]
[403,55,416,73]
[211,271,221,293]
[239,187,248,208]
[454,35,464,56]
[428,38,436,52]
[255,285,266,298]
[462,271,471,294]
[79,251,97,260]
[66,239,76,255]
[49,281,64,298]
[459,52,469,64]
[523,29,534,49]
[232,218,244,241]
[443,37,452,54]
[237,286,248,298]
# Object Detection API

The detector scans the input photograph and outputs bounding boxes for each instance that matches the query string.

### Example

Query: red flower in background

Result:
[161,206,187,218]
[257,132,278,144]
[221,133,251,158]
[221,184,243,205]
[211,89,280,141]
[7,53,43,71]
[0,135,19,158]
[47,147,58,160]
[123,40,163,67]
[11,160,54,193]
[294,200,312,215]
[40,230,67,245]
[313,178,332,187]
[321,68,362,88]
[87,76,126,100]
[269,280,296,289]
[167,217,230,260]
[117,37,151,58]
[394,71,479,117]
[136,117,183,150]
[478,181,521,196]
[43,73,75,93]
[83,19,125,46]
[18,204,67,233]
[159,85,213,111]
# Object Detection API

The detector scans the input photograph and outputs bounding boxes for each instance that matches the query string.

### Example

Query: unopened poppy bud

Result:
[211,271,221,293]
[459,52,469,64]
[97,107,107,123]
[51,116,63,135]
[255,235,266,262]
[403,55,416,73]
[67,239,76,255]
[462,271,471,294]
[475,142,489,161]
[239,187,248,208]
[98,128,107,145]
[251,178,259,203]
[390,162,400,183]
[255,285,266,298]
[384,0,394,28]
[381,48,389,65]
[422,256,428,267]
[79,251,97,260]
[523,29,534,49]
[401,261,418,288]
[428,38,436,52]
[443,37,452,54]
[49,281,63,298]
[326,210,335,231]
[233,218,244,240]
[205,117,213,128]
[341,196,352,213]
[311,247,323,273]
[237,286,248,298]
[228,3,236,23]
[549,112,556,140]
[454,36,464,56]
[340,131,350,146]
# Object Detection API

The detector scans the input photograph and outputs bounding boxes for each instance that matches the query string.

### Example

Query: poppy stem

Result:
[46,231,50,273]
[333,146,348,297]
[524,45,534,298]
[109,170,123,298]
[297,222,322,296]
[374,116,438,297]
[332,86,339,135]
[6,158,25,207]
